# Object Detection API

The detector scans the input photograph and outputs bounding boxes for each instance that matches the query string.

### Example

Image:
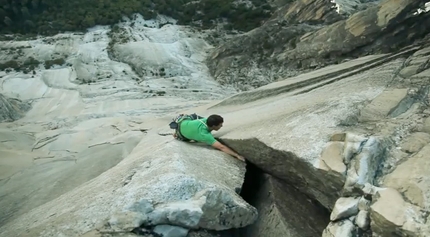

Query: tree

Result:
[32,0,40,8]
[0,0,275,34]
[0,8,6,20]
[4,16,12,26]
[22,7,31,18]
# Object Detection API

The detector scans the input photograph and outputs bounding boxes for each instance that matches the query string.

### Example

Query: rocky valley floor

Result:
[1,2,430,237]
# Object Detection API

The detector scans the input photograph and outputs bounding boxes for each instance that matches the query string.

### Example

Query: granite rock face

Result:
[1,3,430,237]
[332,0,380,16]
[209,0,430,91]
[204,44,430,237]
[0,15,242,237]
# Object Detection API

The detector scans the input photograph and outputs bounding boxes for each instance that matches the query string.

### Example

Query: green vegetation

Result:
[44,58,66,69]
[0,57,65,72]
[106,24,130,59]
[0,0,273,35]
[0,60,19,71]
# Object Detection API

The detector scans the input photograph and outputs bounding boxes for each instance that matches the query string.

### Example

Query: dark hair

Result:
[207,114,224,127]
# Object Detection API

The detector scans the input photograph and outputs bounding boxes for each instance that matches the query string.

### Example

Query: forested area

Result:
[0,0,273,35]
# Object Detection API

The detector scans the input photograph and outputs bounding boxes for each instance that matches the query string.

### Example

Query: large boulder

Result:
[0,135,256,236]
[370,188,429,236]
[383,143,430,208]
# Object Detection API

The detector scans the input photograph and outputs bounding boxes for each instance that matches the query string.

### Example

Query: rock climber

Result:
[172,114,245,162]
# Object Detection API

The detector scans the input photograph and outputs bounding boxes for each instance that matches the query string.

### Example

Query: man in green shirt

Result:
[174,114,245,162]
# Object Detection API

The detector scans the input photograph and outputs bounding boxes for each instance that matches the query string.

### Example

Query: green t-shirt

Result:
[180,118,217,145]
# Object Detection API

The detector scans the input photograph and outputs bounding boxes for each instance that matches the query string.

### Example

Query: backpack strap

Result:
[197,119,208,128]
[170,114,207,142]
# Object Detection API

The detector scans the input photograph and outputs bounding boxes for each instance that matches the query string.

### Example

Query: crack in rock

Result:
[88,141,124,148]
[32,134,60,151]
[123,170,137,186]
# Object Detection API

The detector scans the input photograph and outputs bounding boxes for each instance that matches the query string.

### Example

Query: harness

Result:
[169,113,205,141]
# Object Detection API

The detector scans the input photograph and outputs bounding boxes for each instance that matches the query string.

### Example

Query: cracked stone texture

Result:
[399,45,430,78]
[399,132,430,153]
[383,144,430,208]
[332,0,380,16]
[342,136,387,195]
[316,141,347,179]
[330,197,360,221]
[370,188,428,237]
[355,210,370,230]
[322,219,355,237]
[359,89,409,122]
[153,225,189,237]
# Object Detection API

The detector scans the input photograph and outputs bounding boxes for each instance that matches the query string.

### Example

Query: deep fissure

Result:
[218,138,332,236]
[129,139,335,236]
[239,161,266,206]
[236,161,331,236]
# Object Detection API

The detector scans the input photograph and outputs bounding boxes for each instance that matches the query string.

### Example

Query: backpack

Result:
[169,113,203,130]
